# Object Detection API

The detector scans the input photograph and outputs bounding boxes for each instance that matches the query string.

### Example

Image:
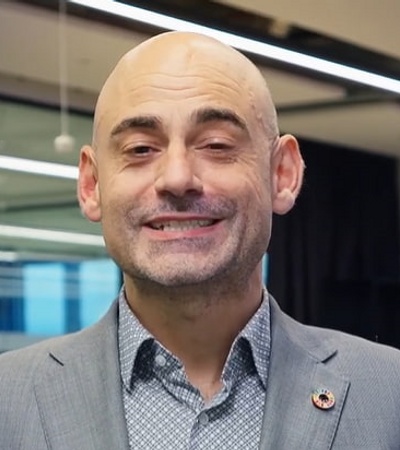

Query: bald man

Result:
[1,32,400,450]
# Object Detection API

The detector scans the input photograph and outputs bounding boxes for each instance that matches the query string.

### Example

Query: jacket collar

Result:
[34,301,130,450]
[259,295,349,450]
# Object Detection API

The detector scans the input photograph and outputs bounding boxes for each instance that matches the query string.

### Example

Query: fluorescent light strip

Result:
[0,155,78,179]
[0,251,18,262]
[69,0,400,95]
[0,225,104,247]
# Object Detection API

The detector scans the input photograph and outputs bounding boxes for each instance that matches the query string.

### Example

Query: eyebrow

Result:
[192,107,248,132]
[110,115,162,137]
[110,107,248,138]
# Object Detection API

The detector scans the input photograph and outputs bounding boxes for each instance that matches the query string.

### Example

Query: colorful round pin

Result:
[311,388,335,410]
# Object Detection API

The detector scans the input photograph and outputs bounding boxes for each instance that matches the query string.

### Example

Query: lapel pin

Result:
[311,388,335,410]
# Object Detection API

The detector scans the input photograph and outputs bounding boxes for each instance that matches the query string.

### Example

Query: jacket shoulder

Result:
[270,295,400,376]
[0,299,118,376]
[0,331,78,373]
[0,300,119,448]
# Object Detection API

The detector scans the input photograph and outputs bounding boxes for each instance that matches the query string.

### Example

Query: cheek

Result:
[227,157,271,207]
[98,165,154,208]
[243,175,271,213]
[210,168,270,217]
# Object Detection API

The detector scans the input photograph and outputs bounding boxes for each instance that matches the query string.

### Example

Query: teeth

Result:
[152,220,214,231]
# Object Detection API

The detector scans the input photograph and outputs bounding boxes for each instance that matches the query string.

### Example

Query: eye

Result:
[122,143,161,163]
[123,144,160,158]
[131,145,154,155]
[198,140,234,151]
[206,142,232,150]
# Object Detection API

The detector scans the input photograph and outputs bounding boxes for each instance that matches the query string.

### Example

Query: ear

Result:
[271,134,304,215]
[77,145,102,222]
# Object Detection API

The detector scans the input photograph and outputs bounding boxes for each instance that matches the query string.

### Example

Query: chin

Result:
[141,271,215,287]
[127,262,232,288]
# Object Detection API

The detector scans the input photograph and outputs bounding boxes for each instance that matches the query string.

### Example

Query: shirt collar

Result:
[238,288,271,389]
[118,287,271,390]
[118,288,154,390]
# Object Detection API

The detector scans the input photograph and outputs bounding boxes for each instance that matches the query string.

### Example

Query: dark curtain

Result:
[268,139,400,347]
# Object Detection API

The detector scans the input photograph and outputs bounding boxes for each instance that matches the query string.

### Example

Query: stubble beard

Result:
[115,219,269,301]
[107,194,269,297]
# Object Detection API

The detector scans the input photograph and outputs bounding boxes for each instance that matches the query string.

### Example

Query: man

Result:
[1,32,400,449]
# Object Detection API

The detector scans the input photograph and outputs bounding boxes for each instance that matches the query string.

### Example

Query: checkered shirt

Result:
[118,288,271,450]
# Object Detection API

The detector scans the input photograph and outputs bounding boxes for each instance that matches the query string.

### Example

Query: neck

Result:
[124,265,263,399]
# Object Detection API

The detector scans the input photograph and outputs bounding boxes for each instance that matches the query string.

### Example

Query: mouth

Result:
[147,219,218,232]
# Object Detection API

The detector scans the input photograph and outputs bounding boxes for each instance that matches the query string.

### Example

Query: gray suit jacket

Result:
[1,296,400,449]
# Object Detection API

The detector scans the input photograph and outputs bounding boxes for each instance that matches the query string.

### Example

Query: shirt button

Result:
[155,354,166,367]
[198,412,209,426]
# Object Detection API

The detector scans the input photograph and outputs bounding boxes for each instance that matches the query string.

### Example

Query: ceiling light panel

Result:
[69,0,400,94]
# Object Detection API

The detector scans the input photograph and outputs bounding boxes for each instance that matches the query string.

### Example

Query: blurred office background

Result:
[1,0,399,352]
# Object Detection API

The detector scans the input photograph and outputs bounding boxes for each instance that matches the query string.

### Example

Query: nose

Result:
[154,147,203,198]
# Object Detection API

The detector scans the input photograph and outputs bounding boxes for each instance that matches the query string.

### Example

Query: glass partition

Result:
[0,257,121,352]
[0,98,119,351]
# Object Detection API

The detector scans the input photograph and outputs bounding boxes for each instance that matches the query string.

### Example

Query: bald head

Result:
[92,32,279,149]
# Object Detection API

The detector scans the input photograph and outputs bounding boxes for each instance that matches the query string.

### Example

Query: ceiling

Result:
[0,0,399,257]
[221,0,400,59]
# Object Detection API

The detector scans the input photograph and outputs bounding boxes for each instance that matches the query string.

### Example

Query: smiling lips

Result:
[148,219,217,232]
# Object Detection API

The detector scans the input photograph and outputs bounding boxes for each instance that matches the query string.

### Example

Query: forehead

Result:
[103,71,251,130]
[94,38,274,140]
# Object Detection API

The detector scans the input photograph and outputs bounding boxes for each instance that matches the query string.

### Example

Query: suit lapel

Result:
[259,297,350,450]
[34,302,130,450]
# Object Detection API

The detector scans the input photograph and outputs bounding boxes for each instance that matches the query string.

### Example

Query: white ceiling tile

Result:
[279,102,400,157]
[218,0,400,59]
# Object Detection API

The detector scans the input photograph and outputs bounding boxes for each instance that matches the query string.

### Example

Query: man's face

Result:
[80,42,280,288]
